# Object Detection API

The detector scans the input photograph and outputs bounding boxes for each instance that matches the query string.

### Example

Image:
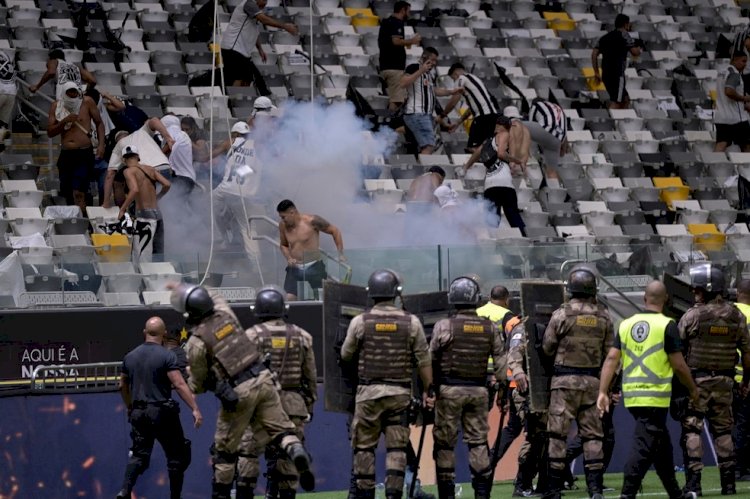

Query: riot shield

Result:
[401,291,450,342]
[521,281,565,413]
[323,280,368,413]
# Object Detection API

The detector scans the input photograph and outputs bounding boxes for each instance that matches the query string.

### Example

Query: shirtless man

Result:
[117,145,171,261]
[47,81,105,214]
[502,106,531,174]
[406,165,445,204]
[277,199,345,301]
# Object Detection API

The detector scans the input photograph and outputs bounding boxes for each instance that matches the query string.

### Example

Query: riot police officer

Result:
[235,287,318,499]
[431,276,506,499]
[542,267,614,499]
[597,280,698,499]
[506,318,549,497]
[340,269,434,499]
[678,265,750,496]
[116,317,202,499]
[170,283,315,499]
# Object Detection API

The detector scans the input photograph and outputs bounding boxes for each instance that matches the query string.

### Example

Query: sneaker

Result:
[603,484,615,492]
[682,493,697,499]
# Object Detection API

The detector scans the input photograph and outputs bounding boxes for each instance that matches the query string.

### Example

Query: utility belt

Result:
[691,368,735,379]
[228,362,268,388]
[132,399,178,409]
[554,366,600,377]
[440,376,486,388]
[358,379,411,389]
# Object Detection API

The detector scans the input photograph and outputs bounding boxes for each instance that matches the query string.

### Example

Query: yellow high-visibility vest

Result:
[735,303,750,383]
[619,312,674,408]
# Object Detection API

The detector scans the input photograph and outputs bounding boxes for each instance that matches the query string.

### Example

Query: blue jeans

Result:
[403,113,435,150]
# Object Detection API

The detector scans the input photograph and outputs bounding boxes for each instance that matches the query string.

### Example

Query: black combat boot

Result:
[348,469,358,499]
[471,475,493,499]
[278,488,296,499]
[264,473,279,499]
[720,466,737,495]
[437,480,456,499]
[585,468,604,498]
[235,485,255,499]
[168,471,184,499]
[683,469,702,497]
[212,482,233,499]
[355,488,376,499]
[284,442,315,491]
[541,468,563,499]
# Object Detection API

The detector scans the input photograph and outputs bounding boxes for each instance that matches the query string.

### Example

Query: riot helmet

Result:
[366,269,402,299]
[252,286,287,320]
[448,276,482,306]
[566,267,598,297]
[689,264,725,295]
[170,283,214,320]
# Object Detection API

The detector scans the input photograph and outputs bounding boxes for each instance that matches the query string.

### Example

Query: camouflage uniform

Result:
[678,297,750,484]
[430,310,506,499]
[184,292,307,497]
[235,319,317,498]
[507,320,549,494]
[542,298,614,497]
[340,303,431,499]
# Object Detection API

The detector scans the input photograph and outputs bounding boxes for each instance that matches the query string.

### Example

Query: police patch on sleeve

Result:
[509,332,523,348]
[630,321,650,343]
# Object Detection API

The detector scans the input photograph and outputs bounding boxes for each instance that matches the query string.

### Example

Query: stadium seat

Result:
[91,234,131,263]
[6,207,48,236]
[687,223,726,252]
[2,180,43,208]
[652,177,690,208]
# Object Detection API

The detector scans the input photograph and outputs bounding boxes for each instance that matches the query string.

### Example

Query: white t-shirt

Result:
[715,64,749,125]
[220,136,259,196]
[165,124,195,181]
[483,136,513,189]
[56,60,82,101]
[109,123,170,171]
[434,184,459,209]
[220,0,262,58]
[0,51,17,96]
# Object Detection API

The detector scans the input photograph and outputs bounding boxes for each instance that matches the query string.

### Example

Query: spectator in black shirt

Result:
[591,14,642,109]
[378,1,422,112]
[117,316,203,499]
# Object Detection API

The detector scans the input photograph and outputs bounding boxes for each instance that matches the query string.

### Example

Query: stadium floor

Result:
[294,468,749,498]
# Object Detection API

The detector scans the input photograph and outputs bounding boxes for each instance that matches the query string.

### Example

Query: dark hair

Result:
[181,116,199,129]
[448,62,465,77]
[490,285,509,301]
[496,115,512,127]
[732,50,748,60]
[393,1,410,13]
[428,166,446,177]
[423,46,439,57]
[49,49,66,61]
[276,199,296,212]
[615,14,630,29]
[85,87,100,103]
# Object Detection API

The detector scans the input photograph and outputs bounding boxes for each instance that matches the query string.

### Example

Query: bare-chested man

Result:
[117,145,171,262]
[47,81,105,214]
[503,105,531,173]
[406,165,445,204]
[277,199,345,301]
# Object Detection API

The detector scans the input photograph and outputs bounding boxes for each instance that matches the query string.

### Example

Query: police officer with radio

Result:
[340,269,434,499]
[116,316,203,499]
[597,280,699,499]
[169,283,315,499]
[234,287,317,499]
[431,276,506,499]
[678,265,750,496]
[542,267,614,499]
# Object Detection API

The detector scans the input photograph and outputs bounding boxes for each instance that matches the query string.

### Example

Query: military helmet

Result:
[252,286,287,319]
[566,267,598,297]
[448,276,482,305]
[366,269,402,299]
[689,264,725,294]
[170,283,214,319]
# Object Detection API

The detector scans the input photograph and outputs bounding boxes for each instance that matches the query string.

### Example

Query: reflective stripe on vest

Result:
[619,312,674,408]
[736,303,750,383]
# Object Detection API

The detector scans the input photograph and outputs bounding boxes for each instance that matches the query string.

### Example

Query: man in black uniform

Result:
[591,14,643,109]
[116,316,203,499]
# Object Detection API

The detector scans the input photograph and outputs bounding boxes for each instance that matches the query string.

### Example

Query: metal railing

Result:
[30,362,123,394]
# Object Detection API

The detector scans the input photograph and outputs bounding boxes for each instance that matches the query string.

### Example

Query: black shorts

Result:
[603,73,628,104]
[57,147,95,198]
[716,122,750,148]
[468,113,498,149]
[283,260,327,296]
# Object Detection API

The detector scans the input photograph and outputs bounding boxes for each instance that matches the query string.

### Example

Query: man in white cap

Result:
[212,121,261,255]
[47,81,106,214]
[248,96,281,127]
[103,116,175,208]
[116,145,171,261]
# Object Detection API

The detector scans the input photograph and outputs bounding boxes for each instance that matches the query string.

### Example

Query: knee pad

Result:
[213,448,239,466]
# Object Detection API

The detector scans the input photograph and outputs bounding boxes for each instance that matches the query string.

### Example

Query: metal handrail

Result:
[16,76,92,136]
[30,361,123,393]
